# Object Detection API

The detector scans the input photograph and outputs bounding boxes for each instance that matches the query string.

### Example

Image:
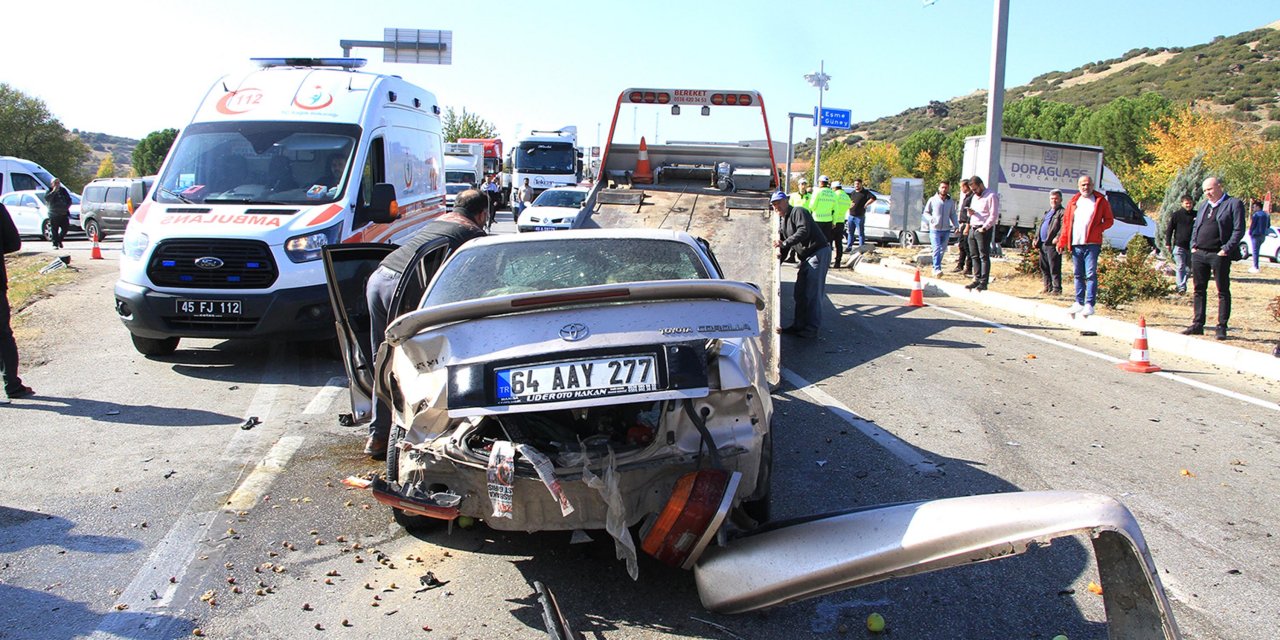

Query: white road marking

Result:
[223,436,306,511]
[92,346,300,637]
[782,367,943,476]
[304,376,348,414]
[829,273,1280,413]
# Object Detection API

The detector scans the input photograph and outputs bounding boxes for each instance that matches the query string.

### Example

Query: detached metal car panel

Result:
[326,229,773,536]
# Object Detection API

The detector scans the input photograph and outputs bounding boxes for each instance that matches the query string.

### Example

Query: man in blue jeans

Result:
[1055,175,1113,318]
[844,178,876,250]
[773,191,830,339]
[363,190,488,458]
[921,181,957,277]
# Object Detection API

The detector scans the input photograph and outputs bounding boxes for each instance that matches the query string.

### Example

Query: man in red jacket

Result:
[1056,175,1113,318]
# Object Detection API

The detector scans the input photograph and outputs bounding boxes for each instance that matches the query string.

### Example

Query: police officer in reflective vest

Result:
[806,175,839,250]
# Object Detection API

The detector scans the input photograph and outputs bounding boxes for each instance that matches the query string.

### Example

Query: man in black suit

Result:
[1183,177,1246,340]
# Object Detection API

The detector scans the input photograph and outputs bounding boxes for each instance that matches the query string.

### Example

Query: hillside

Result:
[72,129,138,177]
[814,23,1280,150]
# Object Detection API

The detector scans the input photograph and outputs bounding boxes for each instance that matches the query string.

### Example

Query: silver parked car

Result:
[325,228,773,569]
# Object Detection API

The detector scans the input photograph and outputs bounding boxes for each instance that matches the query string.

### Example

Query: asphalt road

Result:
[1,220,1276,639]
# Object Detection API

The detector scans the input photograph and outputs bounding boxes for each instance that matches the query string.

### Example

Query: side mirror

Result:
[362,183,398,224]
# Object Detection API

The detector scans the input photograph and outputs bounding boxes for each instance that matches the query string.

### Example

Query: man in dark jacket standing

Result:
[1184,177,1246,340]
[952,179,973,274]
[773,190,830,339]
[362,190,488,458]
[1034,189,1065,295]
[1164,194,1197,294]
[45,179,73,249]
[1,203,35,402]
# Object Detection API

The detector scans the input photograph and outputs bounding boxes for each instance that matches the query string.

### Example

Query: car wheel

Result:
[130,333,179,356]
[41,219,52,242]
[386,425,441,532]
[84,218,103,242]
[740,428,772,524]
[1273,248,1279,264]
[899,231,918,248]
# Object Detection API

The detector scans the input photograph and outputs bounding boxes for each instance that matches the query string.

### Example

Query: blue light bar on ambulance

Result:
[251,58,368,69]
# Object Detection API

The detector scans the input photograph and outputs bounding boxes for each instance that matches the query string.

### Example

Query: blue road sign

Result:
[813,106,852,129]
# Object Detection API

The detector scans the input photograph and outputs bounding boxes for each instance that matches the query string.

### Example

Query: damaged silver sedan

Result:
[325,229,773,570]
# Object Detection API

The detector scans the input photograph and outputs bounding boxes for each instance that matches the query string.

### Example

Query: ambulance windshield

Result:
[155,121,360,205]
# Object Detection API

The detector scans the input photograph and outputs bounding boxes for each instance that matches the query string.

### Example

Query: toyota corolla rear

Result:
[374,231,773,534]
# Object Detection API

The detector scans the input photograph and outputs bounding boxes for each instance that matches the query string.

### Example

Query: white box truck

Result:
[114,57,449,356]
[963,136,1156,249]
[443,142,483,209]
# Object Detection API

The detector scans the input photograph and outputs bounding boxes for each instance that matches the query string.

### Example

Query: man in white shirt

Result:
[1054,175,1114,317]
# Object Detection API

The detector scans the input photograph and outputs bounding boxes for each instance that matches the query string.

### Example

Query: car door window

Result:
[22,194,39,208]
[83,186,105,205]
[10,173,40,192]
[106,187,128,205]
[0,194,18,207]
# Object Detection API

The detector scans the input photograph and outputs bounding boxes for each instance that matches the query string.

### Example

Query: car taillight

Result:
[641,469,740,569]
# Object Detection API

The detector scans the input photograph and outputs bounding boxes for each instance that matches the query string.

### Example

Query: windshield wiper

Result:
[158,187,194,204]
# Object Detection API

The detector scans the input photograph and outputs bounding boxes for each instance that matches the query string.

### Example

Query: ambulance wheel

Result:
[131,333,179,356]
[386,426,441,533]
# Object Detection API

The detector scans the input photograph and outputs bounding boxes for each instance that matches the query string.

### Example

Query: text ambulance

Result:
[114,58,446,356]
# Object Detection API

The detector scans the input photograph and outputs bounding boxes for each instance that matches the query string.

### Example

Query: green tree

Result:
[96,153,116,178]
[898,129,945,175]
[442,107,497,141]
[0,83,91,189]
[132,128,178,175]
[1155,153,1209,259]
[1077,93,1172,176]
[1002,97,1089,142]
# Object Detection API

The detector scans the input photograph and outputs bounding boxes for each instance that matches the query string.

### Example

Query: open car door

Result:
[386,236,456,319]
[322,243,395,425]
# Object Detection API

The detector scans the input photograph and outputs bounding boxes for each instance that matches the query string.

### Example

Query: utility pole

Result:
[785,112,816,193]
[804,61,831,182]
[982,0,1009,191]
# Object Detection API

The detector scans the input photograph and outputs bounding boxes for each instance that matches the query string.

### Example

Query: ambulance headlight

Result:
[122,230,150,260]
[285,224,342,263]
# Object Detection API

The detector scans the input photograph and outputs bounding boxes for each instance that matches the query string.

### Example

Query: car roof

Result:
[462,227,697,248]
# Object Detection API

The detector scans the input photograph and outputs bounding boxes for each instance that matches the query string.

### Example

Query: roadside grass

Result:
[872,245,1280,355]
[4,254,79,337]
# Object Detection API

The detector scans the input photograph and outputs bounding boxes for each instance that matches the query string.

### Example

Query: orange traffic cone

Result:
[90,231,103,260]
[906,269,925,307]
[632,136,653,184]
[1118,316,1161,373]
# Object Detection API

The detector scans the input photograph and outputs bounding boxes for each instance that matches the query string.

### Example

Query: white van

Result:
[114,58,448,355]
[0,156,56,195]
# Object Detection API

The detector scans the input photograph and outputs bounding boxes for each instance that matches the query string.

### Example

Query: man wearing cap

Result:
[830,181,852,268]
[845,178,876,249]
[772,190,830,339]
[782,179,811,264]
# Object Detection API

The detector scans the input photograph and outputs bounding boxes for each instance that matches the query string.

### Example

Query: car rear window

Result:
[423,238,710,306]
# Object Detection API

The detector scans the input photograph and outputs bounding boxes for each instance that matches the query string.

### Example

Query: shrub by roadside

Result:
[1097,236,1172,308]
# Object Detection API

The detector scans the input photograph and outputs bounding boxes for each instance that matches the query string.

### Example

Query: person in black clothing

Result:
[44,179,73,249]
[1164,194,1197,294]
[773,190,830,339]
[1,203,35,403]
[1183,177,1246,340]
[843,178,876,249]
[952,179,973,274]
[362,190,489,458]
[1033,189,1065,295]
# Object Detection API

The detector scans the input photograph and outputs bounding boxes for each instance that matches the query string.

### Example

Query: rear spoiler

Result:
[385,279,765,346]
[694,491,1181,638]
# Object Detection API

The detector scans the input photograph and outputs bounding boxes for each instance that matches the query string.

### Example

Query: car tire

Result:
[1273,248,1279,264]
[84,218,103,242]
[899,231,918,248]
[41,219,52,242]
[386,425,441,532]
[130,333,179,356]
[741,428,773,524]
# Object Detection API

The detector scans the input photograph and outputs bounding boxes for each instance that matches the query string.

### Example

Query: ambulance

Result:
[114,58,446,356]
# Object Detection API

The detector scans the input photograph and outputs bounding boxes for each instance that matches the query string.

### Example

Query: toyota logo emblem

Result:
[195,256,225,270]
[559,323,589,342]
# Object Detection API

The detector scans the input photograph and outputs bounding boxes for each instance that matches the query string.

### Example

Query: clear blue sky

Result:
[4,1,1277,149]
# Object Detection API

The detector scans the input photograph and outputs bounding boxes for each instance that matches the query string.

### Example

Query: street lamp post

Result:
[804,61,831,183]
